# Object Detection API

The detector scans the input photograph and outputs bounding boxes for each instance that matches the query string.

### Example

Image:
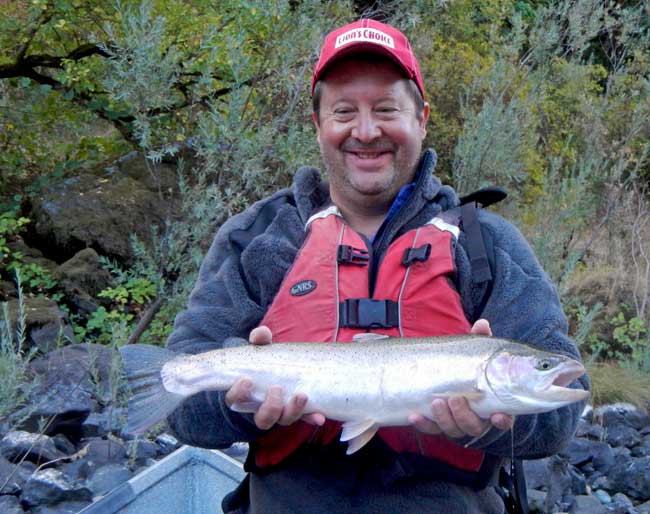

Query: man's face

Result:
[313,58,429,213]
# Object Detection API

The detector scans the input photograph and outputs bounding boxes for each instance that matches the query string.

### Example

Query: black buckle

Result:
[337,245,369,266]
[402,244,432,266]
[339,299,399,329]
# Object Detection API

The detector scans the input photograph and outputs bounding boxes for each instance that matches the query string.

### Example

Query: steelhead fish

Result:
[119,334,588,453]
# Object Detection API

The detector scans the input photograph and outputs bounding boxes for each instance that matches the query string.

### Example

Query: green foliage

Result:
[0,210,30,266]
[0,274,36,421]
[588,361,650,408]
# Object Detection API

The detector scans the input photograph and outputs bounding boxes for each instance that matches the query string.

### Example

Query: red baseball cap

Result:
[312,19,425,99]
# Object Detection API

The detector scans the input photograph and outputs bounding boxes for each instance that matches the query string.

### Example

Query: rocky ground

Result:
[0,341,649,514]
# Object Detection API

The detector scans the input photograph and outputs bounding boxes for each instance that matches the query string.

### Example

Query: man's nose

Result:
[351,112,381,143]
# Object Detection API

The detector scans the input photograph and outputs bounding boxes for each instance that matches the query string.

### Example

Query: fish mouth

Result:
[537,359,589,403]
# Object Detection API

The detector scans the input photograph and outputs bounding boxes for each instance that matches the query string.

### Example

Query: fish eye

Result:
[535,358,556,371]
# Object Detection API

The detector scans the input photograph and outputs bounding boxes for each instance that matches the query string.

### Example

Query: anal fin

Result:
[341,419,379,455]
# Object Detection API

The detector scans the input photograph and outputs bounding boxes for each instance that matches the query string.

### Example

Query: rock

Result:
[10,382,95,443]
[527,488,547,513]
[0,431,66,465]
[222,442,248,463]
[632,435,650,457]
[113,151,180,193]
[564,437,594,466]
[86,463,133,496]
[594,489,612,504]
[571,494,607,513]
[0,494,25,514]
[637,500,650,513]
[81,410,126,439]
[0,279,17,300]
[57,248,112,298]
[28,165,179,263]
[561,437,612,485]
[606,492,638,514]
[125,439,159,465]
[51,435,76,456]
[20,468,92,507]
[82,438,127,466]
[606,424,642,448]
[595,404,647,430]
[5,297,74,353]
[56,249,112,315]
[608,456,650,500]
[155,433,179,455]
[31,500,92,514]
[591,475,612,490]
[0,455,32,494]
[15,343,122,440]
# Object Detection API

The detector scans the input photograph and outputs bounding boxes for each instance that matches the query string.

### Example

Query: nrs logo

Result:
[290,280,317,296]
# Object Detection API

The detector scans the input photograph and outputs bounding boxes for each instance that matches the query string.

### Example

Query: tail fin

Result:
[119,344,186,436]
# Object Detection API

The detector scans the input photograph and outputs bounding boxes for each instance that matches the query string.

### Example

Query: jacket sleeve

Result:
[458,210,590,459]
[164,190,304,449]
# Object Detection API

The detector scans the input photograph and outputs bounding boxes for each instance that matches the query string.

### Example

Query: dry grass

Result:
[588,361,650,409]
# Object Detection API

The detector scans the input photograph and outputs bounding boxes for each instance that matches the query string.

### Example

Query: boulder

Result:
[56,248,112,315]
[0,455,32,494]
[0,431,66,465]
[0,495,24,514]
[20,468,92,507]
[571,494,607,514]
[5,297,74,353]
[606,424,642,448]
[86,462,133,496]
[13,344,119,440]
[608,456,650,500]
[28,163,179,263]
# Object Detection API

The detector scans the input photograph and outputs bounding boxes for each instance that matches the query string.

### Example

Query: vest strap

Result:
[402,244,432,266]
[339,299,399,329]
[337,245,369,266]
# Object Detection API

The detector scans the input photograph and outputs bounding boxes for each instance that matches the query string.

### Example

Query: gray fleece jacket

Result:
[166,150,589,514]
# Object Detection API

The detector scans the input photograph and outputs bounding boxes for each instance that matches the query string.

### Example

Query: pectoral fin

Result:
[230,400,263,413]
[341,419,379,455]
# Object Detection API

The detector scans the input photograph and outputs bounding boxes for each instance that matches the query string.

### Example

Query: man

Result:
[166,19,588,514]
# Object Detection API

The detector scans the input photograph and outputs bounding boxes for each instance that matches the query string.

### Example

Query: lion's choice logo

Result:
[290,280,317,296]
[334,28,395,50]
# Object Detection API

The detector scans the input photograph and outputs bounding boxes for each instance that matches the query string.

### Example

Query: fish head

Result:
[481,346,589,415]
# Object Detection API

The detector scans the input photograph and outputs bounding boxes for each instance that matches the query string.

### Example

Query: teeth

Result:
[356,152,380,159]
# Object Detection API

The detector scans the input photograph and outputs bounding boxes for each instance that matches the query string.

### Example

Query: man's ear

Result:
[312,111,321,143]
[420,102,431,138]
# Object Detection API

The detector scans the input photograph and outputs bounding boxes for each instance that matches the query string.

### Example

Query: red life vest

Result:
[254,206,485,471]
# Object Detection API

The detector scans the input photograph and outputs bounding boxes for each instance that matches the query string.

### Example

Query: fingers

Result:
[491,412,515,431]
[276,393,309,426]
[471,318,492,336]
[224,378,253,408]
[249,325,273,345]
[412,397,490,439]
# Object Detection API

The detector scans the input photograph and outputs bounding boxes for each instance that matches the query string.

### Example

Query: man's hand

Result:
[408,319,514,439]
[224,325,325,430]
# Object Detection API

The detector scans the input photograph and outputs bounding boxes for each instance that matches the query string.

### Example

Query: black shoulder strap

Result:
[458,188,530,514]
[458,186,507,286]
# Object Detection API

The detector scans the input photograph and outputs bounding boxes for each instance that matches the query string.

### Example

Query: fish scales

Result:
[119,335,589,452]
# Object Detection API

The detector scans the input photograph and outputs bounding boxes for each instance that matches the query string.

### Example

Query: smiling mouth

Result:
[347,150,392,160]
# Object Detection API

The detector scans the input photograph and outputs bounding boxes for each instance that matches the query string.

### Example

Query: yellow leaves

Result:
[54,18,66,29]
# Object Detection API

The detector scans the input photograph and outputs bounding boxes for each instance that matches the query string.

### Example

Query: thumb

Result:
[249,325,273,345]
